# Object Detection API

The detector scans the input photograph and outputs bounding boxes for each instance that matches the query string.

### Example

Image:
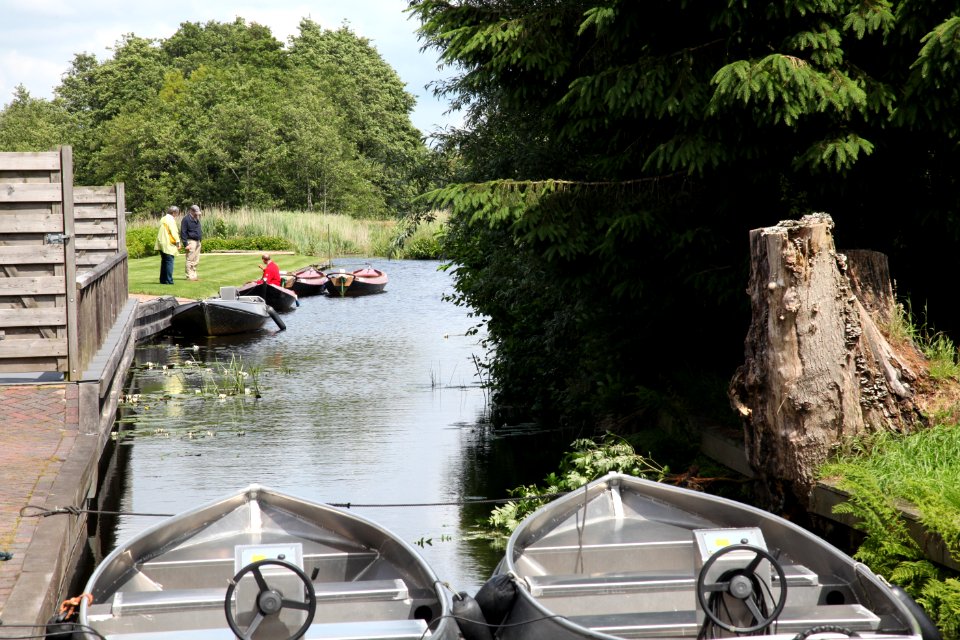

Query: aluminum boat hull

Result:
[79,485,457,640]
[491,472,932,640]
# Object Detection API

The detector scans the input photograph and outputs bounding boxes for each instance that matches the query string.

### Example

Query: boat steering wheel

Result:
[224,558,317,640]
[696,544,787,634]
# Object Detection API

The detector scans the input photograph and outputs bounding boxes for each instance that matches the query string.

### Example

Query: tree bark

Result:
[728,213,923,511]
[845,249,896,326]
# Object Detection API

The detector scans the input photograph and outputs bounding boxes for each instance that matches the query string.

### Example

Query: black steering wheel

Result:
[695,544,787,634]
[224,558,317,640]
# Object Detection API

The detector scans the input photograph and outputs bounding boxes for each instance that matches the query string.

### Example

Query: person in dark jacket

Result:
[180,204,203,281]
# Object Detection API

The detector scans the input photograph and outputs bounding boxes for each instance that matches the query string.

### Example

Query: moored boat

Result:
[79,484,459,640]
[324,266,388,297]
[238,280,299,311]
[170,287,285,336]
[290,266,328,297]
[483,472,938,640]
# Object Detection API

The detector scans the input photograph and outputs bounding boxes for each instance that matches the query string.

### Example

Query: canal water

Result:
[96,258,572,595]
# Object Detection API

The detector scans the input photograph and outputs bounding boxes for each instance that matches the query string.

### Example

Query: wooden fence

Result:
[0,146,127,379]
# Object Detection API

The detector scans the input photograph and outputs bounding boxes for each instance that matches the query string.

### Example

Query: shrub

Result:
[402,233,444,259]
[126,226,159,259]
[200,236,294,252]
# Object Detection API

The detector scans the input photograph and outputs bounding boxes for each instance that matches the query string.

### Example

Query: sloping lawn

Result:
[128,253,320,298]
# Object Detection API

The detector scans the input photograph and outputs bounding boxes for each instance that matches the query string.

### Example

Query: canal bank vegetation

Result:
[414,4,960,630]
[410,3,960,454]
[126,209,446,264]
[821,421,960,636]
[813,304,960,636]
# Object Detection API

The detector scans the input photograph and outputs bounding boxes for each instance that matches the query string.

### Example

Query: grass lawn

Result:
[128,253,321,298]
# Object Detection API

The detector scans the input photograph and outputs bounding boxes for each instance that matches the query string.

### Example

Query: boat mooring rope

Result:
[19,492,571,520]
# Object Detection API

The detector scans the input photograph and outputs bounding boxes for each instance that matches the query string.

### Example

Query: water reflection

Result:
[102,259,569,594]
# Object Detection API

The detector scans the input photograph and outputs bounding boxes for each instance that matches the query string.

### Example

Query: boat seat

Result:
[111,579,410,616]
[219,286,237,300]
[527,570,694,597]
[93,618,432,639]
[565,604,881,639]
[526,563,819,598]
[520,540,695,574]
[139,550,381,587]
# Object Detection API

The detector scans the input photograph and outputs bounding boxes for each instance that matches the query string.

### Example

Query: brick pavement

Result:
[0,383,78,615]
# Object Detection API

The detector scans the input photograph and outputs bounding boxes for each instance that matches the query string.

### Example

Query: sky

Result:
[0,0,461,136]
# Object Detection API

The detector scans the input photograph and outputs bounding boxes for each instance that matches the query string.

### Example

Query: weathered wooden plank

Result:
[76,254,116,270]
[0,338,68,358]
[0,276,66,295]
[0,213,62,233]
[0,245,64,265]
[0,152,59,171]
[75,239,118,251]
[0,307,66,328]
[116,183,127,253]
[75,220,118,234]
[74,186,117,203]
[75,204,118,219]
[0,182,61,203]
[76,252,126,290]
[0,361,64,374]
[61,146,80,380]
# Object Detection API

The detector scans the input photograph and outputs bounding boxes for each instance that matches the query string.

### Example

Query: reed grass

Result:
[129,208,409,257]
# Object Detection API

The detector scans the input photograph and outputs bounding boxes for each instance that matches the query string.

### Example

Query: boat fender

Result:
[890,584,941,640]
[452,591,494,640]
[44,594,92,640]
[267,307,286,331]
[474,573,518,628]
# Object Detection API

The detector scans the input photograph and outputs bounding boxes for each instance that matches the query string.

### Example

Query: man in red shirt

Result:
[258,253,281,286]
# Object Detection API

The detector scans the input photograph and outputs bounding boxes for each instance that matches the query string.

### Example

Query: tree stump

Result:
[728,213,923,511]
[845,249,896,326]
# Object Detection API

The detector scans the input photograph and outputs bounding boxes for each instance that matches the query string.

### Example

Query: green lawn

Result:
[128,253,322,298]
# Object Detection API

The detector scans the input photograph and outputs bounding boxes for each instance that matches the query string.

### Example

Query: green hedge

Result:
[126,232,293,256]
[200,236,294,252]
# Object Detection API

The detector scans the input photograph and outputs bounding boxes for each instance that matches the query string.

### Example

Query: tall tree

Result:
[409,1,960,433]
[0,86,74,151]
[289,19,433,216]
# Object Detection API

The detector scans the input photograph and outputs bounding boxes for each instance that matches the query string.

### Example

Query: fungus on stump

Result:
[728,213,922,511]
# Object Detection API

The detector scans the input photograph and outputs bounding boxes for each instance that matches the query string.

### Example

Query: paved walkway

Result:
[0,383,79,616]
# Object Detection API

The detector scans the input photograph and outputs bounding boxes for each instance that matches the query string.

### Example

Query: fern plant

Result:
[822,430,960,635]
[487,434,666,538]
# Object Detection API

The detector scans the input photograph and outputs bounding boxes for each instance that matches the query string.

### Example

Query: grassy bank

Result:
[128,253,318,298]
[816,306,960,635]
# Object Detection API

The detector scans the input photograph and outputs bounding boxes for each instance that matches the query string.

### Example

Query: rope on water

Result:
[19,492,571,519]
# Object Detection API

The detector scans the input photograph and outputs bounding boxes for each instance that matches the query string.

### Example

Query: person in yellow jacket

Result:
[155,206,181,284]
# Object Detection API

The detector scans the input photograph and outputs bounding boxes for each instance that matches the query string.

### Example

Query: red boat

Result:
[289,265,328,297]
[324,267,388,297]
